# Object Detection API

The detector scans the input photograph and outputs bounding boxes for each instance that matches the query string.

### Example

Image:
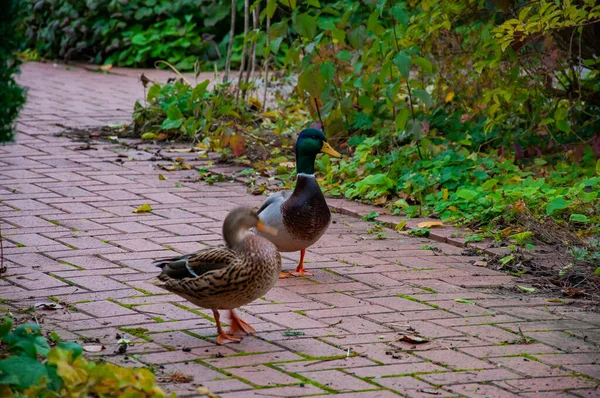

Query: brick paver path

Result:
[1,62,599,397]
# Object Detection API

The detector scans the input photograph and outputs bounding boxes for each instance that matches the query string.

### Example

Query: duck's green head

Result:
[295,128,341,174]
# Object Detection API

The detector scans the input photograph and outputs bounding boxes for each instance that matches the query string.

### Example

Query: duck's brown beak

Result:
[320,142,341,158]
[257,220,278,236]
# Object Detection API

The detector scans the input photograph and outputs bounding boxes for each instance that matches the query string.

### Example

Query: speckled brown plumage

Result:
[149,207,281,344]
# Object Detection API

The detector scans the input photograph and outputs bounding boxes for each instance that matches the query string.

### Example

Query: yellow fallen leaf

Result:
[417,221,444,228]
[133,204,152,213]
[445,91,455,102]
[196,142,209,150]
[166,148,193,153]
[181,163,192,170]
[395,221,407,231]
[374,196,387,205]
[100,63,112,72]
[141,132,157,140]
[175,157,184,163]
[442,188,449,201]
[279,161,295,168]
[158,174,166,181]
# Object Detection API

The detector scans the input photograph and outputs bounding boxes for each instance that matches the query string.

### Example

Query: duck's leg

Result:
[213,309,241,344]
[228,309,256,335]
[290,249,313,277]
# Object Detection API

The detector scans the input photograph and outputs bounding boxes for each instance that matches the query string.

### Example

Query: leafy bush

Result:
[23,0,232,70]
[133,0,600,240]
[0,0,27,143]
[0,316,166,397]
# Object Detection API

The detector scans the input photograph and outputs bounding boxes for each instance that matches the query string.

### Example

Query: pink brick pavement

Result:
[0,61,598,397]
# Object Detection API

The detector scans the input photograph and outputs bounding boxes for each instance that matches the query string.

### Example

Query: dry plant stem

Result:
[247,1,260,84]
[313,98,324,133]
[224,0,236,83]
[237,0,250,102]
[0,220,5,275]
[262,15,271,111]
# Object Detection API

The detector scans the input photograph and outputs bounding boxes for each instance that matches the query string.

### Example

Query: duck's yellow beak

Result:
[321,142,341,158]
[257,220,278,236]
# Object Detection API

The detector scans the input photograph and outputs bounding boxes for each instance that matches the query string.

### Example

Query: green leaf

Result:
[481,178,499,190]
[595,267,600,276]
[161,117,183,130]
[336,50,352,62]
[305,0,320,8]
[279,0,296,9]
[596,159,600,176]
[147,84,160,102]
[130,33,148,46]
[455,298,474,304]
[395,108,410,131]
[317,19,336,31]
[569,214,589,223]
[57,342,83,358]
[393,52,411,78]
[192,80,210,101]
[266,0,277,19]
[298,69,326,98]
[556,119,570,133]
[456,188,478,200]
[546,197,573,215]
[294,13,317,40]
[270,36,284,54]
[412,57,432,74]
[412,89,432,107]
[391,4,409,26]
[0,355,48,389]
[166,103,183,120]
[0,317,13,339]
[517,285,536,293]
[320,62,336,82]
[347,25,367,49]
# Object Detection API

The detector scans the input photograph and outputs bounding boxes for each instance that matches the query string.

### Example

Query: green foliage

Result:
[0,316,166,397]
[133,0,600,243]
[0,0,27,142]
[23,0,231,69]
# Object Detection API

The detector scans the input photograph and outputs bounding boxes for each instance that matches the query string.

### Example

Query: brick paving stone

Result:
[490,356,570,377]
[420,368,521,385]
[535,353,600,365]
[348,362,447,377]
[204,351,304,368]
[276,337,348,357]
[495,376,598,392]
[300,369,377,392]
[416,350,495,370]
[447,383,518,397]
[274,357,377,373]
[459,343,561,358]
[372,376,454,397]
[228,365,301,386]
[218,385,324,397]
[76,300,138,317]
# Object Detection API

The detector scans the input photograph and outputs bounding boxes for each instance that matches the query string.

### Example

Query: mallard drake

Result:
[256,128,341,278]
[150,207,281,344]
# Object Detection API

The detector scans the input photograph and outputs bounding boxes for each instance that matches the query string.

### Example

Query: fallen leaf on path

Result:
[282,330,305,336]
[83,345,105,352]
[517,285,536,293]
[455,298,475,304]
[417,221,443,228]
[167,148,193,153]
[34,302,63,310]
[100,63,112,72]
[398,335,429,344]
[563,288,585,297]
[133,204,152,213]
[158,164,177,171]
[158,174,166,180]
[473,260,488,267]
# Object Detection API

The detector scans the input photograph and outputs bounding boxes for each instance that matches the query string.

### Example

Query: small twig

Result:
[0,219,5,275]
[224,0,236,83]
[313,98,324,133]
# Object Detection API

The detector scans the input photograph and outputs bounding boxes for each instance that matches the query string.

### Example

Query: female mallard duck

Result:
[150,207,281,344]
[256,128,341,278]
